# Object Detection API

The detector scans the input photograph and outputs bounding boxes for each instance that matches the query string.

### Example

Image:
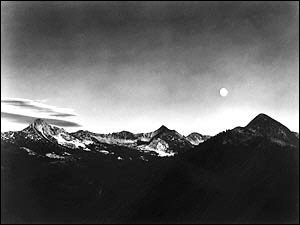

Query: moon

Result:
[219,88,228,97]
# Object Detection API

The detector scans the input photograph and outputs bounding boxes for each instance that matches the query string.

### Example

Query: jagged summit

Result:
[150,125,172,139]
[157,125,170,132]
[22,118,90,150]
[30,118,49,127]
[28,118,54,132]
[21,118,47,132]
[33,118,47,124]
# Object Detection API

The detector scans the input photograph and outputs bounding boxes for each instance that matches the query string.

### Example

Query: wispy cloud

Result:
[1,112,81,127]
[50,113,78,117]
[1,97,81,128]
[1,98,78,116]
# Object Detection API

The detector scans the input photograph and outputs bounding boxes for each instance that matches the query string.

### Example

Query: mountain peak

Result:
[30,118,65,136]
[253,113,271,121]
[111,130,136,140]
[26,119,50,131]
[32,118,48,126]
[187,132,202,137]
[245,113,297,144]
[157,125,170,132]
[186,132,211,145]
[246,113,289,131]
[148,125,171,139]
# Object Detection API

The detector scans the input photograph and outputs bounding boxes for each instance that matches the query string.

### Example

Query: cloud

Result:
[1,97,81,128]
[1,98,77,117]
[50,113,78,117]
[1,112,81,127]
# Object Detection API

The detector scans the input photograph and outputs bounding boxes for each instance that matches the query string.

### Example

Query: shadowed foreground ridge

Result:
[1,113,299,223]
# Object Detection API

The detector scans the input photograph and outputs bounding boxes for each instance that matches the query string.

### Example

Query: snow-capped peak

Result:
[32,118,49,128]
[29,119,90,151]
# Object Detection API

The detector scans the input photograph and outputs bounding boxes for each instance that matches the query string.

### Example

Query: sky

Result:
[1,1,299,135]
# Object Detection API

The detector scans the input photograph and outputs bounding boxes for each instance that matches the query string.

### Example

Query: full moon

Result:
[220,88,228,97]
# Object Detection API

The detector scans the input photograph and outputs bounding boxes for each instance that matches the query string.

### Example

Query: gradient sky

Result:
[1,1,299,135]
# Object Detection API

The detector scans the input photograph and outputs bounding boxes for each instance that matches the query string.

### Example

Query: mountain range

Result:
[1,119,210,159]
[1,113,299,223]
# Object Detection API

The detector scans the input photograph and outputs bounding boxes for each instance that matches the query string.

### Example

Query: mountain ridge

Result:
[1,113,298,158]
[1,113,299,223]
[1,119,208,158]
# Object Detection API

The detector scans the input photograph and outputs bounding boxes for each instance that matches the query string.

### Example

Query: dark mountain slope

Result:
[1,113,299,223]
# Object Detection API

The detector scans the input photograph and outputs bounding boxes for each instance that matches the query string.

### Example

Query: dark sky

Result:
[1,1,299,134]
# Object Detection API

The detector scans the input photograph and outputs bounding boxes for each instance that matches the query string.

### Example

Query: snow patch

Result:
[20,147,36,156]
[138,138,175,157]
[32,120,90,150]
[269,138,289,147]
[45,153,65,159]
[93,136,136,145]
[97,150,110,155]
[82,139,94,145]
[63,152,71,156]
[139,156,149,161]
